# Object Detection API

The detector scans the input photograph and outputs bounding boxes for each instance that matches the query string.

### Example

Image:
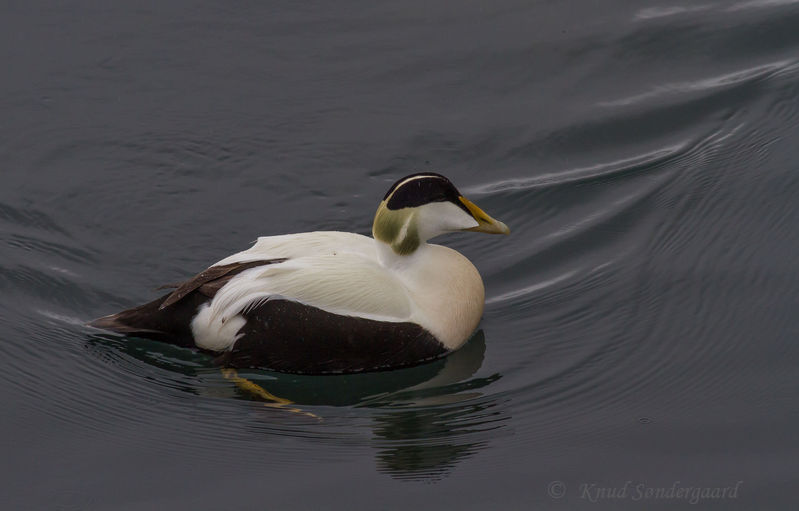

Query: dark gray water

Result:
[2,1,798,509]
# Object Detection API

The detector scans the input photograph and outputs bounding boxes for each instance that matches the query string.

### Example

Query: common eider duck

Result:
[90,173,509,374]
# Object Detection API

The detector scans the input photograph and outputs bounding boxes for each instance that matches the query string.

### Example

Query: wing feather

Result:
[208,254,412,323]
[159,259,286,309]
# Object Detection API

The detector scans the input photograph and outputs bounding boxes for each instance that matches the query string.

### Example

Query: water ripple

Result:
[0,203,68,235]
[727,0,799,12]
[0,305,511,480]
[598,59,799,108]
[634,5,714,21]
[466,143,684,195]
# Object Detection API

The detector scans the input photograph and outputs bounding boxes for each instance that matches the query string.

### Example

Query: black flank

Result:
[220,299,448,374]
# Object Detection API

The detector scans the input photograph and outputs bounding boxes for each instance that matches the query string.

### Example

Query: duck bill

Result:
[459,196,510,235]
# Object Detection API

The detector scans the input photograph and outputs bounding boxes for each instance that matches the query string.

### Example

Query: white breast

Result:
[395,243,485,350]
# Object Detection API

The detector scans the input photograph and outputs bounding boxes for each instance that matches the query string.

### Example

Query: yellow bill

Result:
[459,196,510,235]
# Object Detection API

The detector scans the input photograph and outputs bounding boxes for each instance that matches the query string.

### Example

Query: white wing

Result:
[191,232,415,351]
[214,231,376,265]
[210,253,412,323]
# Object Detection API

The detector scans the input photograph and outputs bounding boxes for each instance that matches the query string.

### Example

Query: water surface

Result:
[2,1,798,509]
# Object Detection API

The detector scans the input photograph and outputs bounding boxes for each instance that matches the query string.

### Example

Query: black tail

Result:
[88,292,206,348]
[88,259,286,348]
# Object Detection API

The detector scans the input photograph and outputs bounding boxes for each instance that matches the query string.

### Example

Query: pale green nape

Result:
[372,202,420,255]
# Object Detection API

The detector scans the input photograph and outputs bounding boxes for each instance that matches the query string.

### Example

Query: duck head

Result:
[372,173,510,256]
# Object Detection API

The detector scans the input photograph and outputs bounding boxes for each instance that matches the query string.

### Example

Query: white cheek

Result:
[417,201,478,240]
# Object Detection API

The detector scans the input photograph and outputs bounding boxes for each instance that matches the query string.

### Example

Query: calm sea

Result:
[2,1,797,509]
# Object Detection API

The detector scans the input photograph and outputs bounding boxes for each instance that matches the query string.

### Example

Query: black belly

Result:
[218,299,448,374]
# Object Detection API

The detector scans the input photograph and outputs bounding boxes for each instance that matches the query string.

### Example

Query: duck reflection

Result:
[349,331,508,479]
[86,329,508,480]
[251,330,491,404]
[88,329,495,404]
[371,404,496,481]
